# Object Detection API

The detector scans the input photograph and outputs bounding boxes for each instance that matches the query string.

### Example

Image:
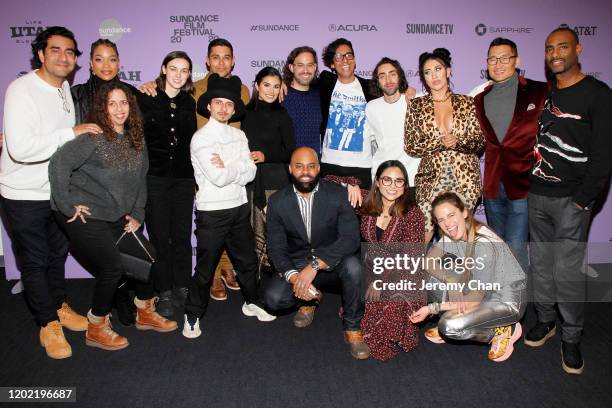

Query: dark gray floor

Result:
[1,266,611,408]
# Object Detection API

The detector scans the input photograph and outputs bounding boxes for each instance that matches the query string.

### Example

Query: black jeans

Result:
[0,198,68,326]
[184,204,260,318]
[528,193,590,343]
[145,176,194,292]
[55,213,156,317]
[263,254,364,331]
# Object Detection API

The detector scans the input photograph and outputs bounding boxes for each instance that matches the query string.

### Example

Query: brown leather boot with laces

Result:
[134,297,178,332]
[86,312,129,351]
[344,330,371,360]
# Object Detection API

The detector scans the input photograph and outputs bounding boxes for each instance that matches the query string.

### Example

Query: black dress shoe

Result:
[156,290,174,318]
[524,321,556,347]
[172,287,188,309]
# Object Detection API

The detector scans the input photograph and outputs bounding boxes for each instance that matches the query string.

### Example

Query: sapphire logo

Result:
[476,23,533,36]
[169,14,220,43]
[99,18,132,42]
[10,20,45,44]
[475,24,487,36]
[328,24,378,32]
[406,23,454,35]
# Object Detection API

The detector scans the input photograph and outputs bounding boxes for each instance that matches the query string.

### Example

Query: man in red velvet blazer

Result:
[473,37,548,272]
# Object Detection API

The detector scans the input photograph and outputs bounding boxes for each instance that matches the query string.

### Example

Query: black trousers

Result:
[263,254,364,331]
[0,198,68,326]
[528,193,590,343]
[55,213,156,317]
[184,204,260,318]
[145,176,194,292]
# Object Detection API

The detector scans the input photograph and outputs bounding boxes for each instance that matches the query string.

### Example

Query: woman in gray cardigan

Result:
[49,83,177,351]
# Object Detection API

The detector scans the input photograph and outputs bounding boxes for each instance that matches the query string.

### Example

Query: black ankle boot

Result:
[114,284,136,326]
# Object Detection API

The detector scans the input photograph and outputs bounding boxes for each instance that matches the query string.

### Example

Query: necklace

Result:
[432,92,451,103]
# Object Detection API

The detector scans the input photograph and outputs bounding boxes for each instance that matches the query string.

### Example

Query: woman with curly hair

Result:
[404,48,485,243]
[49,83,177,351]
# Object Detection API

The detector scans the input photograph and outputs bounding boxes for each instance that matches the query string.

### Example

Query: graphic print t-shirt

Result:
[321,78,371,168]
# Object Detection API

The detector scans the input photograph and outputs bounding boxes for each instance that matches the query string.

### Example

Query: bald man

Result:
[264,147,369,359]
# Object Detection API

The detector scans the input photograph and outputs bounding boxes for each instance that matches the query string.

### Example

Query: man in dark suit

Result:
[264,147,369,359]
[473,37,548,272]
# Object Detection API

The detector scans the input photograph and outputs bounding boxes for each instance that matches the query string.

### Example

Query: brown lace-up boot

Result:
[86,311,129,351]
[134,297,178,332]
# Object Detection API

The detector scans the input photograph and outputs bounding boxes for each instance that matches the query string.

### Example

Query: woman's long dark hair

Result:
[155,50,194,94]
[360,160,415,217]
[87,82,144,151]
[246,66,283,111]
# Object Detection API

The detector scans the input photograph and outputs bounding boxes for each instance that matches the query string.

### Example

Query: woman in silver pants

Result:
[410,192,527,362]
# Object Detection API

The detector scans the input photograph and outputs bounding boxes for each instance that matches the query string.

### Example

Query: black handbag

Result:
[115,231,155,282]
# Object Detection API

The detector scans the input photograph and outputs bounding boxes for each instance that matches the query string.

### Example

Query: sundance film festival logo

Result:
[10,20,45,44]
[169,14,219,43]
[480,68,525,79]
[250,24,300,32]
[99,18,132,42]
[405,23,454,35]
[328,24,378,32]
[251,59,286,69]
[475,23,533,36]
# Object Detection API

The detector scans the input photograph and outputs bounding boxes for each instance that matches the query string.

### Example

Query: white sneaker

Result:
[182,314,201,339]
[242,302,276,322]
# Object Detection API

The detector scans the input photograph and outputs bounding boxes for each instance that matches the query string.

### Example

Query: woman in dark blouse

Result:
[241,67,295,264]
[137,51,197,317]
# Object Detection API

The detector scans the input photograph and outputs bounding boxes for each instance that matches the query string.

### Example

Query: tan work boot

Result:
[293,305,317,328]
[220,269,240,291]
[86,311,129,351]
[344,330,370,360]
[40,320,72,359]
[57,302,88,331]
[134,297,178,332]
[210,278,227,300]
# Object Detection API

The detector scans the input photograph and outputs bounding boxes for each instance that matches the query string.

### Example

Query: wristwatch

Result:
[311,259,321,271]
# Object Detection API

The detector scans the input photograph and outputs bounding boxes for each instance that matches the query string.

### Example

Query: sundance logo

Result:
[406,23,453,35]
[475,23,533,36]
[328,24,377,32]
[251,60,286,68]
[480,68,525,79]
[99,18,131,42]
[251,24,299,32]
[117,67,141,83]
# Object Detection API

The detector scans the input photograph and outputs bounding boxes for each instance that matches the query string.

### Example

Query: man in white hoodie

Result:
[0,26,101,359]
[183,74,275,338]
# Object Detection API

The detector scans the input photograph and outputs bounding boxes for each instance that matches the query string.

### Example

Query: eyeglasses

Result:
[486,55,517,65]
[57,88,71,114]
[379,176,406,187]
[333,52,355,62]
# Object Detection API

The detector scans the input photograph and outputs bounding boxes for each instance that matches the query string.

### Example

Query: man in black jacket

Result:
[264,147,369,359]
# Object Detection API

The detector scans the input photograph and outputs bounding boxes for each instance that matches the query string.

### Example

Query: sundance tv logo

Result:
[328,24,377,32]
[250,24,300,32]
[475,23,533,36]
[250,59,286,69]
[99,18,132,42]
[10,20,45,44]
[406,23,454,35]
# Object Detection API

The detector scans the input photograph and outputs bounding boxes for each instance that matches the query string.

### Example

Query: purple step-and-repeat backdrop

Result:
[2,0,611,278]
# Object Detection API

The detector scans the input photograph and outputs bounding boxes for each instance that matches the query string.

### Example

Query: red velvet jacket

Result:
[474,76,548,199]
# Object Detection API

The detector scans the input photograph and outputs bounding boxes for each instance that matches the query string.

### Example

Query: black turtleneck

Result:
[241,101,295,207]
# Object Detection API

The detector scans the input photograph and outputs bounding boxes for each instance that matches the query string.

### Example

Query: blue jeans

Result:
[483,183,528,272]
